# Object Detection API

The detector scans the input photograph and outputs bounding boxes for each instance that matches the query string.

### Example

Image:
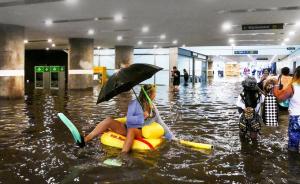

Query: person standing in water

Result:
[278,67,293,110]
[236,76,265,142]
[171,66,180,91]
[258,69,269,91]
[81,84,174,153]
[183,69,189,86]
[274,66,300,152]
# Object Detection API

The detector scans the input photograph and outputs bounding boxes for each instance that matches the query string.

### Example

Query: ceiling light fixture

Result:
[117,35,123,41]
[137,41,143,45]
[24,40,28,44]
[160,34,166,40]
[172,40,178,44]
[182,44,186,47]
[88,29,95,35]
[45,19,53,26]
[142,26,149,33]
[231,43,236,46]
[222,22,232,31]
[46,47,49,51]
[51,44,56,47]
[284,38,290,42]
[281,42,286,46]
[47,38,52,43]
[114,14,123,22]
[94,17,99,21]
[65,0,78,4]
[153,45,158,48]
[289,31,295,36]
[97,46,101,49]
[228,38,235,43]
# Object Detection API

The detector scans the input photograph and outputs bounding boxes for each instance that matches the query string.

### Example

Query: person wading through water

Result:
[236,76,265,142]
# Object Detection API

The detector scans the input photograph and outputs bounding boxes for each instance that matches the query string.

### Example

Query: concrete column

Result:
[192,57,195,85]
[0,24,24,98]
[169,47,178,85]
[207,56,214,77]
[68,38,94,89]
[115,46,133,69]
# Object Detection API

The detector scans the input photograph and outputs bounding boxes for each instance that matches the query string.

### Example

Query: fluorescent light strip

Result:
[236,39,276,42]
[228,33,275,36]
[0,70,24,76]
[69,70,93,74]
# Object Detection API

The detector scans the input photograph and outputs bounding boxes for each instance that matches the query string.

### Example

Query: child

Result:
[236,76,264,141]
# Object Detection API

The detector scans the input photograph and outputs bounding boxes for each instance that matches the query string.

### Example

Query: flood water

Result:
[0,78,299,183]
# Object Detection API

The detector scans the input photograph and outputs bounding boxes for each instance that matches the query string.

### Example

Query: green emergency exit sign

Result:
[52,66,65,72]
[35,66,65,73]
[35,66,44,73]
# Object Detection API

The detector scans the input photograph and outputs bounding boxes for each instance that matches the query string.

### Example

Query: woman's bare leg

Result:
[121,128,142,153]
[84,117,126,142]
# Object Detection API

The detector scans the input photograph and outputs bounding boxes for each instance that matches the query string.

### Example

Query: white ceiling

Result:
[213,55,281,63]
[0,0,300,49]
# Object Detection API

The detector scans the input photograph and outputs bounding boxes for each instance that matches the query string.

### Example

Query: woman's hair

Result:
[138,84,156,110]
[263,68,269,75]
[292,66,300,84]
[281,67,290,76]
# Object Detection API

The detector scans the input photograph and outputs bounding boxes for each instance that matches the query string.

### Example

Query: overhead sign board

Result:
[234,50,258,55]
[287,47,296,51]
[256,57,268,60]
[242,23,283,30]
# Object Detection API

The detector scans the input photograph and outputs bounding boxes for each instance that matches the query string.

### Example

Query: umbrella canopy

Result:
[96,63,163,104]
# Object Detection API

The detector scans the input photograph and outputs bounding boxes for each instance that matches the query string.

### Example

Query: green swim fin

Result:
[103,158,122,167]
[58,113,82,144]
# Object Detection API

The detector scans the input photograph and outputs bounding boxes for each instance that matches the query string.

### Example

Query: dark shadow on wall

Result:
[25,50,68,83]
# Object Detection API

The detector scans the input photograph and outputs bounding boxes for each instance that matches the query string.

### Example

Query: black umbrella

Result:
[96,63,163,104]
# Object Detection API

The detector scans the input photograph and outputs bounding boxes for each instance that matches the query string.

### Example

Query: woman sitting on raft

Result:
[80,84,174,153]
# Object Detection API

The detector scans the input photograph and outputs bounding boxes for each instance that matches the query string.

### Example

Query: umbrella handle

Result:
[132,89,144,111]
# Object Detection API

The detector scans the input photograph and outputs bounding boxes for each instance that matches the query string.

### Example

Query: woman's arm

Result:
[153,104,175,140]
[273,84,293,101]
[126,100,144,128]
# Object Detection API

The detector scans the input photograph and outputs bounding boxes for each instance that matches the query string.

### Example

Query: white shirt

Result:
[289,84,300,116]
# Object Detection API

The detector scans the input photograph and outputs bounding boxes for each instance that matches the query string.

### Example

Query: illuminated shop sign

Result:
[234,50,258,55]
[242,23,283,30]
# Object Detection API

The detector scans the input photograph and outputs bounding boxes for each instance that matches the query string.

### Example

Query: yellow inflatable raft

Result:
[100,117,213,151]
[100,117,164,151]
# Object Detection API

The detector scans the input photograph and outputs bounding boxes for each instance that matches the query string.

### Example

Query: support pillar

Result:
[0,24,24,98]
[68,38,94,89]
[192,57,195,85]
[115,46,133,69]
